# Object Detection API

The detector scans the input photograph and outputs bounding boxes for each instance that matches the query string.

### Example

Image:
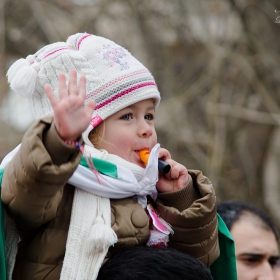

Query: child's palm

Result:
[45,70,96,141]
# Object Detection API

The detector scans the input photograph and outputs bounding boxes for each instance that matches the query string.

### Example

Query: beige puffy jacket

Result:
[2,117,219,280]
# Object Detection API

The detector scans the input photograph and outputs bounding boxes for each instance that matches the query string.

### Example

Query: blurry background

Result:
[1,0,280,230]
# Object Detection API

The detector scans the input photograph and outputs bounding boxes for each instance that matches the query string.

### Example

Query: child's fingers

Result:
[163,159,188,179]
[45,85,58,109]
[158,148,171,161]
[85,100,96,117]
[58,73,68,100]
[68,69,78,96]
[168,162,181,179]
[78,75,86,98]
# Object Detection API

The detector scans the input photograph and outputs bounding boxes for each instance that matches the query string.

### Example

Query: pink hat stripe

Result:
[85,69,150,101]
[95,81,157,110]
[44,48,69,59]
[77,34,92,50]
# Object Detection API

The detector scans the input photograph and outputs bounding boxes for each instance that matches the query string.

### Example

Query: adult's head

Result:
[217,200,280,280]
[97,246,213,280]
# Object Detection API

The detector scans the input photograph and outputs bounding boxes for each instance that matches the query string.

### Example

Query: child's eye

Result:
[121,113,133,120]
[144,114,154,121]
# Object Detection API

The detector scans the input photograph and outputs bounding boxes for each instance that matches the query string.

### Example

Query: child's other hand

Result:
[156,148,189,193]
[45,69,96,141]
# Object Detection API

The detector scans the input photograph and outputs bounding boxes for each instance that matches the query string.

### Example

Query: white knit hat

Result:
[7,33,161,145]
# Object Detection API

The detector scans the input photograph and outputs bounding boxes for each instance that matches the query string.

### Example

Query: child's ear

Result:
[88,123,105,149]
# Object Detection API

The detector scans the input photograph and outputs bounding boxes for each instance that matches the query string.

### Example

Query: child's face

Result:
[100,99,157,167]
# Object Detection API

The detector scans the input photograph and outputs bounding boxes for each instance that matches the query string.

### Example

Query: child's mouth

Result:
[139,150,150,164]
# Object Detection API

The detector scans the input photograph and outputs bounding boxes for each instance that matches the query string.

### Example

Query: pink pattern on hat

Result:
[90,115,103,128]
[95,82,157,110]
[77,34,92,50]
[85,69,149,101]
[44,48,70,59]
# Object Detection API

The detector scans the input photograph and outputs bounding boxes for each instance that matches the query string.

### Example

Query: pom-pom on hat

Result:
[7,33,161,146]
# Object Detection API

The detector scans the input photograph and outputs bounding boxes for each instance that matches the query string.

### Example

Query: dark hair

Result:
[217,200,279,240]
[97,246,213,280]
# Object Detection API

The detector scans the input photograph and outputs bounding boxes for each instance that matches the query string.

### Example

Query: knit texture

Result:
[7,33,161,145]
[60,190,114,280]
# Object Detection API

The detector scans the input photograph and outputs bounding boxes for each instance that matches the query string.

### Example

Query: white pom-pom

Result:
[93,216,104,225]
[32,63,40,72]
[86,216,117,254]
[7,58,29,83]
[26,55,35,64]
[7,58,38,98]
[67,33,87,50]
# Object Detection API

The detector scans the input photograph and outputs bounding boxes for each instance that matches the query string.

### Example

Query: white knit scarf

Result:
[61,144,159,280]
[0,143,160,280]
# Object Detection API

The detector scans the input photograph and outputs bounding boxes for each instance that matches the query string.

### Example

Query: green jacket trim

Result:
[210,213,237,280]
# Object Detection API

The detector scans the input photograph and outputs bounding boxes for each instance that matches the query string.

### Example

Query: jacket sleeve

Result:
[155,170,219,267]
[1,116,82,233]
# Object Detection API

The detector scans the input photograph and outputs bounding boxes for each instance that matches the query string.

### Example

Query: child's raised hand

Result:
[45,69,96,141]
[156,148,189,193]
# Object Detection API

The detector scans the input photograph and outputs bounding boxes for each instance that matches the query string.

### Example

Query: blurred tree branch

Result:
[1,0,280,229]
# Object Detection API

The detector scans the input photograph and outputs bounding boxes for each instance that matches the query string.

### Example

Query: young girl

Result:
[1,33,218,280]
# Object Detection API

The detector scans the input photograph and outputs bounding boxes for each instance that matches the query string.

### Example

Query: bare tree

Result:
[1,0,280,228]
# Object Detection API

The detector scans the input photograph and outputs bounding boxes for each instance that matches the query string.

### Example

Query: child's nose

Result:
[138,120,153,138]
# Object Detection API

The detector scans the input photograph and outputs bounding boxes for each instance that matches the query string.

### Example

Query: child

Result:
[1,33,218,280]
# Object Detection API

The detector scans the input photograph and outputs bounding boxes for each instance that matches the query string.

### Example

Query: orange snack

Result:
[139,150,150,164]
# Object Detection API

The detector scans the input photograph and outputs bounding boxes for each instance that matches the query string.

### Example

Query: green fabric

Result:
[210,213,237,280]
[0,169,7,280]
[80,156,118,178]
